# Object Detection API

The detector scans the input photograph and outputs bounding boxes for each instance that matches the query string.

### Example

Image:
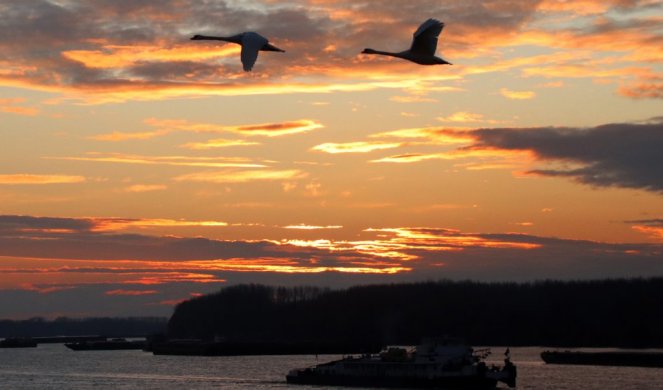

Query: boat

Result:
[286,337,516,389]
[33,335,106,344]
[541,350,663,368]
[65,338,146,351]
[0,337,37,348]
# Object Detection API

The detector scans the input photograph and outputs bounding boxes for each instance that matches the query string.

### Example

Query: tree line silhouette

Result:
[167,278,663,348]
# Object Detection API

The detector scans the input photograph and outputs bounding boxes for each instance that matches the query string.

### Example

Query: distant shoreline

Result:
[0,317,167,339]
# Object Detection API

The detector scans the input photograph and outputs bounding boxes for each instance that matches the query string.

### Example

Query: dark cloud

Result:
[0,214,95,234]
[0,229,286,261]
[0,215,350,262]
[465,120,663,193]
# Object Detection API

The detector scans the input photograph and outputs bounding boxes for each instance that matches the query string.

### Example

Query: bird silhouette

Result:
[191,32,285,71]
[361,19,451,65]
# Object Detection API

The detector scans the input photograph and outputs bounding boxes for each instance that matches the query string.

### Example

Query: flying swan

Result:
[362,19,451,65]
[191,32,285,71]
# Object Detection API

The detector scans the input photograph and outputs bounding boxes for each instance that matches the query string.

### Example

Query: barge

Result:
[287,338,516,389]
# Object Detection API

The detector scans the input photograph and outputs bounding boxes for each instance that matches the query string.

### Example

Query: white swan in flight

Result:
[362,19,451,65]
[191,32,285,71]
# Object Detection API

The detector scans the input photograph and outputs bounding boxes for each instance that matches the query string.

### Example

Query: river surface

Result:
[1,344,663,389]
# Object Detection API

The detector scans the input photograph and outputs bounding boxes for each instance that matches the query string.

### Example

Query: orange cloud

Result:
[619,76,663,99]
[48,153,265,168]
[230,120,324,137]
[181,138,260,150]
[500,88,536,100]
[370,153,451,163]
[173,169,307,184]
[90,130,169,141]
[105,289,159,296]
[371,127,474,145]
[189,258,409,274]
[122,184,167,193]
[283,226,542,264]
[437,111,487,123]
[0,98,38,116]
[365,227,541,251]
[93,118,323,141]
[91,218,229,232]
[283,224,343,230]
[437,111,508,125]
[631,225,663,241]
[514,222,534,227]
[63,45,240,69]
[144,118,324,137]
[0,174,86,185]
[312,141,403,154]
[371,146,535,168]
[121,272,225,285]
[537,0,615,15]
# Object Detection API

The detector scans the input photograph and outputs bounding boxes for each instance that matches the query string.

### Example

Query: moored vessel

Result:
[0,337,37,348]
[65,338,145,351]
[286,337,516,389]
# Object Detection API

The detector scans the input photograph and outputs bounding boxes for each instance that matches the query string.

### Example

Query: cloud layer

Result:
[2,214,663,317]
[0,0,660,101]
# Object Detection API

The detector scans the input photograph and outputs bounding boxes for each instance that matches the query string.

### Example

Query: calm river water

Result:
[1,344,663,389]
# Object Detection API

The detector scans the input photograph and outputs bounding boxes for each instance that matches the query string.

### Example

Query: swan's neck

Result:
[192,35,237,43]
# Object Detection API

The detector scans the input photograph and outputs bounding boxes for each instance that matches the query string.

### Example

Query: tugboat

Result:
[286,337,516,389]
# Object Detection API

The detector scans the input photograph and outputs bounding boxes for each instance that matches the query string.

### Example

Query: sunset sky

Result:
[1,0,663,319]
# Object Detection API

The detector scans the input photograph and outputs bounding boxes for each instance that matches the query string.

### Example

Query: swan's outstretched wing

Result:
[410,19,444,56]
[241,32,268,71]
